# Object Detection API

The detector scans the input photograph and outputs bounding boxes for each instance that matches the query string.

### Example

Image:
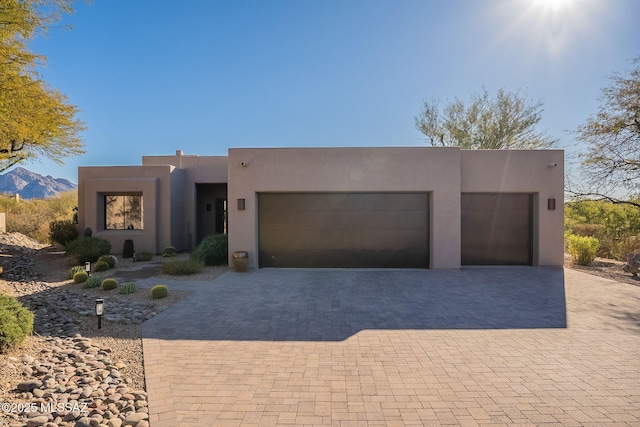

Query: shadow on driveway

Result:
[143,267,566,342]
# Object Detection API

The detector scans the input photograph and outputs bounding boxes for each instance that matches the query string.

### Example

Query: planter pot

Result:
[232,251,248,272]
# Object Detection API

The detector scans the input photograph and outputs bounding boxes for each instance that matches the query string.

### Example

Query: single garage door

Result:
[461,193,533,265]
[258,192,429,268]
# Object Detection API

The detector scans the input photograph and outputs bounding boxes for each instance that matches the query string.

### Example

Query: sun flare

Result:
[532,0,575,13]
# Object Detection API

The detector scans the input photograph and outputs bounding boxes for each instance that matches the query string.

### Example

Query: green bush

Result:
[160,260,203,275]
[191,234,228,266]
[84,276,101,289]
[101,278,118,291]
[93,260,110,273]
[0,295,34,353]
[49,219,78,245]
[119,282,136,294]
[67,265,86,280]
[66,237,112,264]
[97,255,116,268]
[73,271,88,283]
[136,251,154,262]
[567,234,600,266]
[162,246,177,257]
[151,285,169,299]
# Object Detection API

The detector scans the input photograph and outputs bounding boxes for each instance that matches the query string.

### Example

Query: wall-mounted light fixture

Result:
[547,162,558,168]
[547,198,556,211]
[240,161,248,168]
[237,198,245,211]
[95,298,104,329]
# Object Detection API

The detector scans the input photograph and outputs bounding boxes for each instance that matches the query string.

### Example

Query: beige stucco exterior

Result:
[77,147,564,268]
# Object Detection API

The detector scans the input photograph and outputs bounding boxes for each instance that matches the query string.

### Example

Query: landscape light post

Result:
[85,262,91,276]
[95,298,103,329]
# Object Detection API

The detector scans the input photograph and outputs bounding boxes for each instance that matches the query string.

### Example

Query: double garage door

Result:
[258,192,533,268]
[258,192,429,268]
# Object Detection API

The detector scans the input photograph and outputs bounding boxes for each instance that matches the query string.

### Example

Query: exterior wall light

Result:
[547,198,556,211]
[95,298,104,329]
[85,262,91,276]
[237,198,245,211]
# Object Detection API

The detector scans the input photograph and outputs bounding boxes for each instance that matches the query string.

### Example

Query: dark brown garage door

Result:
[461,193,533,265]
[258,192,429,268]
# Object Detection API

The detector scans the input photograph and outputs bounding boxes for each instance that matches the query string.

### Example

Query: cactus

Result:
[73,271,88,283]
[93,260,110,272]
[101,278,118,291]
[151,285,169,299]
[119,282,136,294]
[97,254,116,268]
[84,276,101,289]
[67,265,86,280]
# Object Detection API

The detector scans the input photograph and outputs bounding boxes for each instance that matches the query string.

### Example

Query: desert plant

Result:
[151,285,169,299]
[162,246,177,257]
[84,276,101,289]
[67,265,86,280]
[191,234,228,266]
[119,282,136,294]
[136,251,154,262]
[93,260,110,273]
[0,295,34,353]
[567,234,600,266]
[83,227,93,238]
[73,271,88,283]
[160,259,203,275]
[66,237,112,264]
[101,278,118,291]
[97,254,117,268]
[49,219,78,245]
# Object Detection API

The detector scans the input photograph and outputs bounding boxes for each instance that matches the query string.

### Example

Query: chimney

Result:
[176,150,184,156]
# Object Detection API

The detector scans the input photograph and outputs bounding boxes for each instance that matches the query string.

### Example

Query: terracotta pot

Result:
[232,251,248,272]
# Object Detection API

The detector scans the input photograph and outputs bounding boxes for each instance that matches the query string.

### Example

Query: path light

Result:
[85,262,91,276]
[95,298,104,329]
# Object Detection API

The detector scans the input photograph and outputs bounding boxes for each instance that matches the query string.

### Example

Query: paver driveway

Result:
[141,268,640,426]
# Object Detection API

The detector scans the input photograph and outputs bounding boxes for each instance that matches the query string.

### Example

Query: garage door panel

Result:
[461,193,533,265]
[258,192,429,268]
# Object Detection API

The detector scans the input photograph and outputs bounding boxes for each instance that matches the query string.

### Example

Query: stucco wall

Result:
[460,150,564,266]
[78,165,174,255]
[228,147,462,269]
[144,153,228,249]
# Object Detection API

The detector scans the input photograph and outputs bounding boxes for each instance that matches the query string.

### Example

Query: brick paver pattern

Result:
[142,268,640,426]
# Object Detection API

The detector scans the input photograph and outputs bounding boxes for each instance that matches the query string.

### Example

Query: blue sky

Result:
[18,0,640,183]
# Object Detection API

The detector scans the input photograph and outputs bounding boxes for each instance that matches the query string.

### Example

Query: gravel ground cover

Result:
[0,233,227,427]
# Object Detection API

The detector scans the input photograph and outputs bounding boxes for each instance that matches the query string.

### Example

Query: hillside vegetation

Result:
[0,191,77,243]
[565,199,640,261]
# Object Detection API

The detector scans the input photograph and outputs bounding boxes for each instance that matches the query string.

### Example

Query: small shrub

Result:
[0,295,34,353]
[101,278,118,291]
[567,234,600,266]
[162,246,177,257]
[84,276,101,289]
[97,254,117,268]
[119,282,136,294]
[66,237,112,264]
[151,285,169,299]
[49,219,78,245]
[160,259,203,276]
[83,227,92,238]
[73,271,88,283]
[191,234,228,266]
[67,265,86,280]
[136,251,154,262]
[93,260,110,273]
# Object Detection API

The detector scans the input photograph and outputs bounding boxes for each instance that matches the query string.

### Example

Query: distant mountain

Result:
[0,167,77,199]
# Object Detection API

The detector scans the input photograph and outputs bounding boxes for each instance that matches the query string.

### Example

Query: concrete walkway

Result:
[141,268,640,426]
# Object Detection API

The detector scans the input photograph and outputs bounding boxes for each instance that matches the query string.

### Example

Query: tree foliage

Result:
[414,87,557,149]
[573,56,640,205]
[0,0,84,172]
